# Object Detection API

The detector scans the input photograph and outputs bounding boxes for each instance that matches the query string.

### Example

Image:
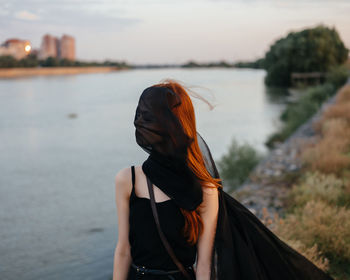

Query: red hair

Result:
[153,79,222,245]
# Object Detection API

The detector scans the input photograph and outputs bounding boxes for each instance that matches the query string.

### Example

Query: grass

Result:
[302,118,350,176]
[265,65,349,149]
[269,84,350,279]
[275,200,350,278]
[287,171,350,209]
[265,83,336,148]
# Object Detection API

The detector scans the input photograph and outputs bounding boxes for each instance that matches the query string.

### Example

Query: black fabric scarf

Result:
[142,150,203,211]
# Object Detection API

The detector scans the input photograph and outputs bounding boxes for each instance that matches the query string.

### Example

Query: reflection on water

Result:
[0,68,288,280]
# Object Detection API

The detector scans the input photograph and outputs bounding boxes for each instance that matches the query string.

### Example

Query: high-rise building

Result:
[38,34,75,60]
[0,39,31,59]
[38,34,59,59]
[60,35,75,60]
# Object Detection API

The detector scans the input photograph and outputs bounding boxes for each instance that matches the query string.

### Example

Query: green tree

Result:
[234,58,265,69]
[0,55,18,68]
[40,56,59,67]
[59,58,75,67]
[18,54,39,67]
[264,25,349,87]
[182,60,201,68]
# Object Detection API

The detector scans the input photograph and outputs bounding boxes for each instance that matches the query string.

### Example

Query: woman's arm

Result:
[113,167,133,280]
[195,184,219,280]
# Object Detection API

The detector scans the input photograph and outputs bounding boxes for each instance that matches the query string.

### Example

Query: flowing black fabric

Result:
[134,85,334,280]
[196,132,334,280]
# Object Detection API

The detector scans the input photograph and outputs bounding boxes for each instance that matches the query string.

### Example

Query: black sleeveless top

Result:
[128,165,197,270]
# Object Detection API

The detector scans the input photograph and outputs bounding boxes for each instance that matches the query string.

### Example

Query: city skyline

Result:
[39,34,75,60]
[0,33,76,61]
[0,0,349,64]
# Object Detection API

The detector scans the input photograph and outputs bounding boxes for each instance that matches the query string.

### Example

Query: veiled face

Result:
[134,96,164,151]
[134,86,191,158]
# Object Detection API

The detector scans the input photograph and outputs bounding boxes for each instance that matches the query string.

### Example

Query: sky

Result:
[0,0,349,64]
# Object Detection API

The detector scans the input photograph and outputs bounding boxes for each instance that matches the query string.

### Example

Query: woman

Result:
[113,80,334,280]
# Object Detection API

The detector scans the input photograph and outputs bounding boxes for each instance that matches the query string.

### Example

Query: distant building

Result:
[0,39,31,59]
[39,34,75,60]
[39,34,59,59]
[60,35,75,60]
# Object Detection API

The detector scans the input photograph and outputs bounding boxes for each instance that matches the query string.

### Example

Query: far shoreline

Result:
[0,66,128,79]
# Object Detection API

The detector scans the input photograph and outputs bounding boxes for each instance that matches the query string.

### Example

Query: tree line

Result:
[0,54,130,68]
[1,25,348,87]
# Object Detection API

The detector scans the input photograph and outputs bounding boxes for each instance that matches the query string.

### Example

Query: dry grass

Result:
[261,207,330,272]
[323,104,350,124]
[302,118,350,175]
[313,85,350,132]
[279,238,330,272]
[288,171,350,208]
[274,200,350,262]
[275,84,350,278]
[336,85,350,103]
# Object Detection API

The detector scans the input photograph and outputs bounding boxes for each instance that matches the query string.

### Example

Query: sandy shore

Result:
[0,66,126,78]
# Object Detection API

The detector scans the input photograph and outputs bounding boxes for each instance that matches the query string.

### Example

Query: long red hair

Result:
[153,79,222,245]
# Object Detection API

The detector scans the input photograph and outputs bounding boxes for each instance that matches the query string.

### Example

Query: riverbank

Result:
[231,79,350,279]
[232,82,348,218]
[0,66,126,78]
[233,76,350,219]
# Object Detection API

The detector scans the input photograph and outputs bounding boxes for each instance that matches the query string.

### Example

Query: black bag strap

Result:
[146,176,193,280]
[131,165,135,188]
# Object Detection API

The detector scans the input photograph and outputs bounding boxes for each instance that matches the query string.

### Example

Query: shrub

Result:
[275,200,350,263]
[217,137,262,191]
[265,83,336,148]
[261,207,330,272]
[288,171,350,208]
[326,65,349,89]
[281,83,336,123]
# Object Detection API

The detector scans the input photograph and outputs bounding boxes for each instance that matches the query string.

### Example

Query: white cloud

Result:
[14,10,40,21]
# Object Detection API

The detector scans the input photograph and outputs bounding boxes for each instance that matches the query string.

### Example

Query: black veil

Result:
[134,84,334,280]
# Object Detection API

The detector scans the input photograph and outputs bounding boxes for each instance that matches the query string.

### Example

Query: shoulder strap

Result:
[131,165,135,188]
[146,176,193,280]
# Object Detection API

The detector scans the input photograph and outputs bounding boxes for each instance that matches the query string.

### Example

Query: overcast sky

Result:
[0,0,349,64]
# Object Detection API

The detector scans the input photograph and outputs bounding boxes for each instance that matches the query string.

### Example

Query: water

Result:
[0,68,287,280]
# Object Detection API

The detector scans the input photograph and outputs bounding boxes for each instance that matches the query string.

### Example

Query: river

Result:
[0,68,287,280]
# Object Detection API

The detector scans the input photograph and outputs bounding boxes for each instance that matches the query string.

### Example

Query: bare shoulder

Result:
[114,166,133,199]
[199,182,219,215]
[115,166,132,184]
